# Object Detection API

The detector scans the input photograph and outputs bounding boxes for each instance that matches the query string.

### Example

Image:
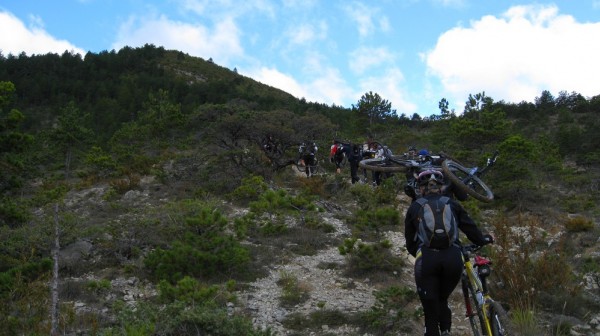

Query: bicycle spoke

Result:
[489,301,512,336]
[463,278,485,336]
[442,160,494,202]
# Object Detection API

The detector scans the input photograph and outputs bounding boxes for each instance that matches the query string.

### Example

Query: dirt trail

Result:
[237,191,475,335]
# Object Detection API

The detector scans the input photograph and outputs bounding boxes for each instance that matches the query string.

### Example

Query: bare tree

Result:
[50,204,60,336]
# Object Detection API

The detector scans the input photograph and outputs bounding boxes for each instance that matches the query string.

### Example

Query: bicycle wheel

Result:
[295,159,306,173]
[359,157,410,173]
[340,155,348,168]
[489,301,512,336]
[462,277,486,336]
[307,158,319,176]
[442,160,494,203]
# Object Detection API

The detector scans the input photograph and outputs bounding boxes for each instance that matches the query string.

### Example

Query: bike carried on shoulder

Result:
[460,244,512,336]
[359,143,498,202]
[295,141,320,177]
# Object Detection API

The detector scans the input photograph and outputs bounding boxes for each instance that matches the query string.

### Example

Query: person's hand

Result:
[483,234,494,245]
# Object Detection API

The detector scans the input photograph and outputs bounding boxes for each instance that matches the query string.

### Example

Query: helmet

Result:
[418,149,429,156]
[417,170,444,186]
[408,146,416,152]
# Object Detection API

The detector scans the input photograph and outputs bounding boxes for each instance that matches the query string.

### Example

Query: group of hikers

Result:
[327,138,412,187]
[263,136,495,336]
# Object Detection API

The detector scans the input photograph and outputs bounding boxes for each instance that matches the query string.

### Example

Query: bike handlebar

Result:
[461,244,484,253]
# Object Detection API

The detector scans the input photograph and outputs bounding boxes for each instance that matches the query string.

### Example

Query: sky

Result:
[1,0,600,117]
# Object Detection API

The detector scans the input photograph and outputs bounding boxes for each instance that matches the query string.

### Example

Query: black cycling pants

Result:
[414,246,463,336]
[349,160,360,183]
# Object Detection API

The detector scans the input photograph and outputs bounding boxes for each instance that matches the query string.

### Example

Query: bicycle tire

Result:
[359,157,410,173]
[489,301,512,336]
[340,155,348,168]
[295,160,306,173]
[308,160,319,176]
[442,160,494,202]
[463,277,486,336]
[296,159,319,175]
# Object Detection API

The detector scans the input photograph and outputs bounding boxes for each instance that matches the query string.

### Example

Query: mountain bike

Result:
[460,244,512,336]
[359,143,497,202]
[295,155,319,177]
[442,151,498,203]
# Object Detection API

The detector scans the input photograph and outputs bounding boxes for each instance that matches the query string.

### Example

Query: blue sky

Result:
[1,0,600,117]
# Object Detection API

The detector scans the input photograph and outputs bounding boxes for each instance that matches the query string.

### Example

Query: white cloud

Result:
[178,0,276,19]
[247,66,309,99]
[0,11,86,56]
[344,2,377,37]
[112,14,243,64]
[343,1,390,38]
[282,0,318,9]
[244,63,353,106]
[285,21,327,46]
[358,68,417,115]
[425,4,600,106]
[349,46,395,74]
[433,0,467,8]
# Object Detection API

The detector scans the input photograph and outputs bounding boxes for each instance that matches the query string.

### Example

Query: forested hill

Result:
[1,44,600,334]
[2,44,599,210]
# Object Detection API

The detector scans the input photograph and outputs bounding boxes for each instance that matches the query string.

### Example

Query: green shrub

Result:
[0,197,30,228]
[228,175,269,204]
[562,196,596,213]
[359,285,419,335]
[157,276,228,305]
[86,278,111,292]
[277,271,310,307]
[0,258,52,298]
[144,237,249,283]
[338,238,403,275]
[352,207,400,239]
[106,294,272,336]
[0,266,52,335]
[85,145,117,178]
[144,207,250,283]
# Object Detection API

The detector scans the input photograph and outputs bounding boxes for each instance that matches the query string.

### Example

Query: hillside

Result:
[1,45,600,335]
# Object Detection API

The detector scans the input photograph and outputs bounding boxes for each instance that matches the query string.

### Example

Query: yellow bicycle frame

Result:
[464,258,494,336]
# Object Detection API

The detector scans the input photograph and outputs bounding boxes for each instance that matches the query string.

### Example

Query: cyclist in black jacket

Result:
[404,170,493,336]
[347,143,362,184]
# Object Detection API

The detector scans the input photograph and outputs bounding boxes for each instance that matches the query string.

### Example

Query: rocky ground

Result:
[53,166,600,336]
[234,198,482,336]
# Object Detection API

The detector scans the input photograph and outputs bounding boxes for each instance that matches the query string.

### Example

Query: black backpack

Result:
[415,196,458,249]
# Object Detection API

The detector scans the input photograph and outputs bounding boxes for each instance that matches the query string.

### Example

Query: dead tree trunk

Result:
[50,203,60,336]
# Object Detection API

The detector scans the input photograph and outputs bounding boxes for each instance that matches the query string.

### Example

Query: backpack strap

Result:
[414,198,428,242]
[415,197,428,206]
[437,196,459,246]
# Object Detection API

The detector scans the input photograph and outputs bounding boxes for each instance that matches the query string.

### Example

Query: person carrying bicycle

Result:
[347,143,362,184]
[404,170,494,336]
[299,141,318,177]
[329,139,347,174]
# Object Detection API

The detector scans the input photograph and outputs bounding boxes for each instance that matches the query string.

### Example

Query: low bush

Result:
[358,285,419,335]
[338,238,404,276]
[277,271,310,307]
[564,215,594,232]
[144,207,250,283]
